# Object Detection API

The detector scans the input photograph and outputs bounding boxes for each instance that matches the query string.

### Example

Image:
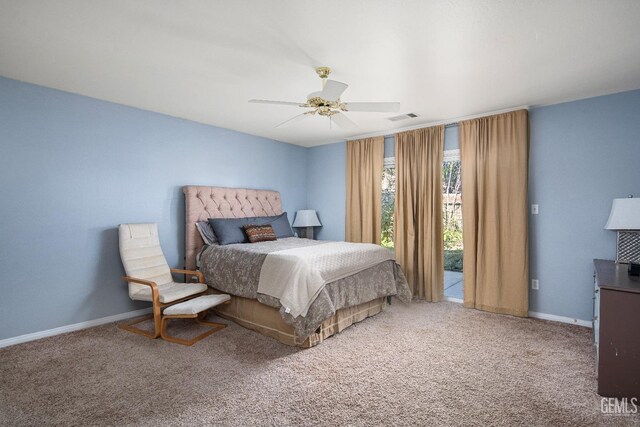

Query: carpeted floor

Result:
[1,302,638,426]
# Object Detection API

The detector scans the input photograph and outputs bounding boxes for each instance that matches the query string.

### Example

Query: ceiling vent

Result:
[387,113,418,122]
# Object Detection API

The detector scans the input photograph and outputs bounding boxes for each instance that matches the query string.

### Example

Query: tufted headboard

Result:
[182,186,283,270]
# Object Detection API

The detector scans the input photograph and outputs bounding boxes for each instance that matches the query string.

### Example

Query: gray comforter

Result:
[199,237,411,338]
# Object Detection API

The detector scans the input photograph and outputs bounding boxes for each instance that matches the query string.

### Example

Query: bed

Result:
[183,185,410,347]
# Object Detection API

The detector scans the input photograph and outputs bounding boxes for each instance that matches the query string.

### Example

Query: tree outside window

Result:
[442,158,463,272]
[381,163,396,250]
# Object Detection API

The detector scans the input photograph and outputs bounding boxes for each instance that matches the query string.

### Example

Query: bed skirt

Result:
[209,293,387,348]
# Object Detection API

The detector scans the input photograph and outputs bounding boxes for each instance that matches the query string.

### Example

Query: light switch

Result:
[531,204,539,215]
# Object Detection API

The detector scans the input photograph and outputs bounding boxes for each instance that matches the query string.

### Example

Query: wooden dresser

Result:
[593,259,640,398]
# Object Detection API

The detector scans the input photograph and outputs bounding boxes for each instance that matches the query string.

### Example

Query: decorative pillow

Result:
[243,224,277,243]
[195,221,217,245]
[208,212,294,245]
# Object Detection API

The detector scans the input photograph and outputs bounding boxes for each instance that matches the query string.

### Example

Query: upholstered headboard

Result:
[182,186,283,270]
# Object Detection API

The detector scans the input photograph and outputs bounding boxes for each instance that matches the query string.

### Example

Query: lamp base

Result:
[303,226,314,240]
[297,227,315,239]
[616,231,640,264]
[628,262,640,276]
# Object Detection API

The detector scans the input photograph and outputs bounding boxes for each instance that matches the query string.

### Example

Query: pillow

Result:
[243,224,277,243]
[264,212,295,238]
[208,212,294,245]
[209,217,254,245]
[195,221,217,245]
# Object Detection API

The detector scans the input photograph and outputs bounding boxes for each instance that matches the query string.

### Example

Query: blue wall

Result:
[307,90,640,322]
[306,142,346,241]
[528,90,640,321]
[0,77,307,340]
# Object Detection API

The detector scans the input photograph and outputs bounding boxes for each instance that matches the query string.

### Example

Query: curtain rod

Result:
[325,105,529,144]
[379,121,459,138]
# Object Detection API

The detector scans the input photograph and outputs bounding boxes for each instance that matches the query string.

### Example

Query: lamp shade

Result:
[292,210,321,227]
[605,198,640,230]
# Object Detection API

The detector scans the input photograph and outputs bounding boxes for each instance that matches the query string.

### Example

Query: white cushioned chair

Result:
[118,223,209,339]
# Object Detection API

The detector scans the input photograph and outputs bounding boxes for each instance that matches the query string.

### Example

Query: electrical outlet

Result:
[531,204,539,215]
[532,279,539,290]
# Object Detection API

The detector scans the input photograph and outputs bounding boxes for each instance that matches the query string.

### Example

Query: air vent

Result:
[387,113,418,122]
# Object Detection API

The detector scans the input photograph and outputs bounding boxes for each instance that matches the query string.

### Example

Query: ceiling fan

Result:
[249,67,400,130]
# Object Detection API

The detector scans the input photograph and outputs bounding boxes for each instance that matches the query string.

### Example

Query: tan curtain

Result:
[394,126,444,301]
[459,110,529,317]
[346,136,384,244]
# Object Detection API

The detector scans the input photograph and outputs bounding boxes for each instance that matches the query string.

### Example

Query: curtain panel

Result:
[346,136,384,244]
[459,109,529,317]
[394,126,444,301]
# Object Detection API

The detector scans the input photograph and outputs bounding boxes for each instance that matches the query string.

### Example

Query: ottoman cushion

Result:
[164,294,231,316]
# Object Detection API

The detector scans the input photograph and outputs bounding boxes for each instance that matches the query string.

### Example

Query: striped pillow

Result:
[243,224,277,243]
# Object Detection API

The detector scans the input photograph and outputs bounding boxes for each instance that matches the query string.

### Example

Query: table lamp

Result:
[605,196,640,263]
[293,210,321,239]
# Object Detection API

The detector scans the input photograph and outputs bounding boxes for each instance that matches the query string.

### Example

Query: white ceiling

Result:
[1,1,640,147]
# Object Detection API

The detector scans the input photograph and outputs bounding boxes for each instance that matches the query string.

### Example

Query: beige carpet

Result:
[1,302,637,426]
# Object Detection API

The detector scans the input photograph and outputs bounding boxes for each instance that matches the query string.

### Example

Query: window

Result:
[381,149,463,300]
[380,150,462,258]
[442,150,462,273]
[381,158,396,249]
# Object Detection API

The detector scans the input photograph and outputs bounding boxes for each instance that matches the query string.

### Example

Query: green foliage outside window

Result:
[444,226,463,249]
[381,165,396,250]
[444,249,463,272]
[381,193,394,249]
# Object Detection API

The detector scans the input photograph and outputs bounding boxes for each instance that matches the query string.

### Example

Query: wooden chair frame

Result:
[119,269,206,339]
[161,311,227,346]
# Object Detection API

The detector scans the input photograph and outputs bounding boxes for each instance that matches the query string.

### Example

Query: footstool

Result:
[161,294,231,346]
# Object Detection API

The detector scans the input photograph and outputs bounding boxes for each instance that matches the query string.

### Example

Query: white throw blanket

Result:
[257,241,393,318]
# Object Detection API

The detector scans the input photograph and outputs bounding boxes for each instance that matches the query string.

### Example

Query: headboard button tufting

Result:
[183,186,282,270]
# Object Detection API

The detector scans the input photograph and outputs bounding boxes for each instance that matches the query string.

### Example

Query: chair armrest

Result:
[122,276,160,303]
[170,268,205,284]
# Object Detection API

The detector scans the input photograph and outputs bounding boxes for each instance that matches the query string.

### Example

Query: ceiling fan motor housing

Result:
[249,66,400,128]
[306,96,342,115]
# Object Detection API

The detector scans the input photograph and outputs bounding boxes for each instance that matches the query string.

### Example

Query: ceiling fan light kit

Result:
[249,67,401,129]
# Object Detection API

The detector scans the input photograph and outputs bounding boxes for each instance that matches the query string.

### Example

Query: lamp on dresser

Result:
[293,210,322,239]
[604,196,640,264]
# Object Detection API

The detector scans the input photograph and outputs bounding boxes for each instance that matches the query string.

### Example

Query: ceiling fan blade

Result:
[276,113,310,128]
[249,99,303,106]
[318,80,348,101]
[342,102,401,112]
[330,112,358,130]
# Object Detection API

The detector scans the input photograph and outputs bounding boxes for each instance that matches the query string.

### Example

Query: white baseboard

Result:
[443,297,592,328]
[528,311,592,328]
[0,307,153,349]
